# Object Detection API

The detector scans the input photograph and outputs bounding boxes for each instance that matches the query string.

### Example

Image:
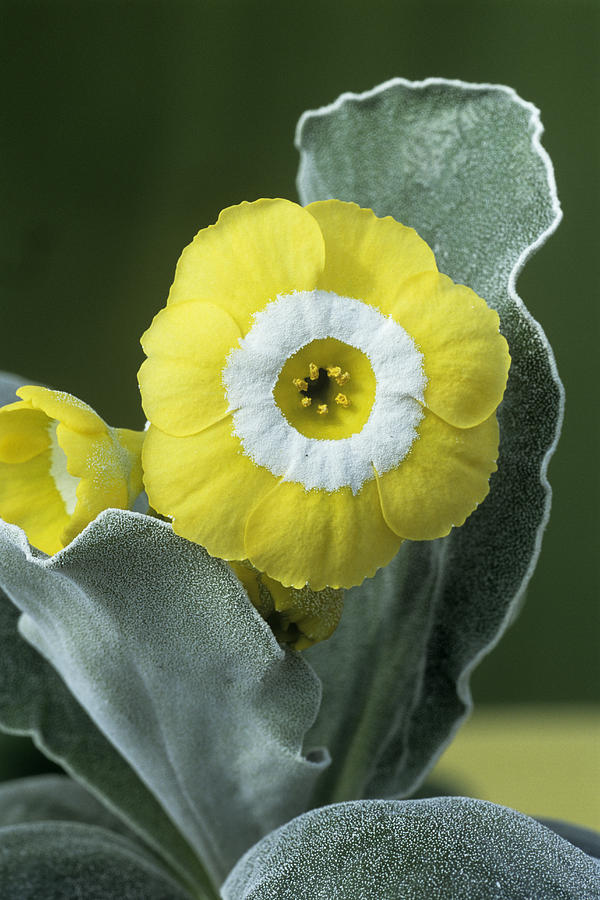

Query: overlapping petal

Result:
[306,200,437,312]
[142,419,275,561]
[139,300,241,436]
[0,404,50,463]
[376,409,499,541]
[388,271,510,427]
[244,478,402,591]
[167,199,326,334]
[0,453,67,554]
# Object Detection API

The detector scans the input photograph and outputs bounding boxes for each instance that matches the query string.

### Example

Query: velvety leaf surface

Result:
[538,818,600,861]
[0,584,214,899]
[222,797,600,900]
[0,511,328,885]
[297,78,564,800]
[0,822,192,899]
[0,774,137,834]
[304,544,439,803]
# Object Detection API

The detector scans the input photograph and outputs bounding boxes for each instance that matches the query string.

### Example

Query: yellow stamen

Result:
[336,371,351,386]
[316,403,328,415]
[326,366,342,379]
[308,363,319,381]
[301,396,312,408]
[335,393,350,407]
[293,378,308,392]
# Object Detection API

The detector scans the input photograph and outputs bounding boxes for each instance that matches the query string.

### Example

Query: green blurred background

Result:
[0,0,598,809]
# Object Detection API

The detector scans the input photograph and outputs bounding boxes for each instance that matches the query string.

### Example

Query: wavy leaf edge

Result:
[295,76,565,795]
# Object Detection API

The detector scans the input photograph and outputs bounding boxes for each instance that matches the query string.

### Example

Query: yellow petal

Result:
[0,453,68,555]
[56,425,130,545]
[115,427,145,505]
[139,300,241,436]
[17,386,106,434]
[142,419,275,560]
[388,272,510,428]
[0,404,50,463]
[376,409,499,541]
[244,478,402,591]
[167,199,326,334]
[306,200,437,314]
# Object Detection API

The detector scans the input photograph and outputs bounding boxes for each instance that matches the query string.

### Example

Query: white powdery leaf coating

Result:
[0,510,329,885]
[0,578,210,894]
[222,797,600,900]
[296,78,565,802]
[0,774,139,837]
[0,822,193,900]
[223,290,425,493]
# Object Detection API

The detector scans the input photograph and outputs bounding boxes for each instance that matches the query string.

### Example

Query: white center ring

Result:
[223,290,427,494]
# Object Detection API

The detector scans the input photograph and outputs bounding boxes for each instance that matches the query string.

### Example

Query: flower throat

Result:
[293,363,351,416]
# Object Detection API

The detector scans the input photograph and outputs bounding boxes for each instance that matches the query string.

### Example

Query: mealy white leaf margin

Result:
[296,76,565,795]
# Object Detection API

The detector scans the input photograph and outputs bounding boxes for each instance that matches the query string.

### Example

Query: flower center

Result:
[294,363,351,414]
[272,337,377,440]
[223,290,426,493]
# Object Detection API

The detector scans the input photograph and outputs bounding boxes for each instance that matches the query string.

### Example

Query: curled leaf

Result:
[296,77,564,801]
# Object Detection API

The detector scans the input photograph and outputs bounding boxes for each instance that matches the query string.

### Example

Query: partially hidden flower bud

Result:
[230,560,343,651]
[0,385,144,555]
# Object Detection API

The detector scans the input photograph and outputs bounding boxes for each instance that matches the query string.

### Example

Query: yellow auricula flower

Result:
[0,386,144,555]
[139,199,510,591]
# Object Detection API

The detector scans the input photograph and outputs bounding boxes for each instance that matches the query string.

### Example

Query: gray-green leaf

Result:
[0,370,28,406]
[297,78,564,801]
[0,774,138,835]
[222,797,600,900]
[538,818,600,861]
[0,511,328,885]
[0,822,192,899]
[0,583,214,898]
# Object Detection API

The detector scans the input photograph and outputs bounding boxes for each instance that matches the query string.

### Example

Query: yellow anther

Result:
[308,363,320,381]
[316,403,328,415]
[335,393,350,407]
[326,366,342,379]
[301,396,312,408]
[336,371,351,386]
[293,377,308,392]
